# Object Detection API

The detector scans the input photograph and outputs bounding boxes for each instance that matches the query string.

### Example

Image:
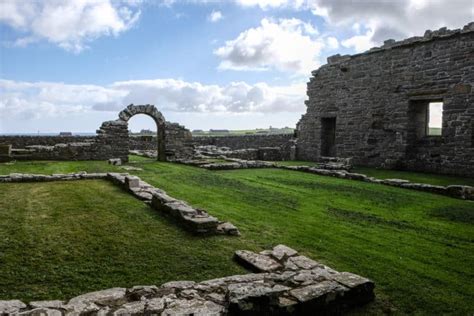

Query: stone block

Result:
[228,282,290,313]
[216,222,240,236]
[125,175,140,189]
[332,272,375,305]
[289,281,348,313]
[287,256,321,270]
[67,287,127,307]
[162,298,225,315]
[271,244,298,261]
[234,250,282,272]
[0,300,27,314]
[447,185,474,200]
[108,158,122,166]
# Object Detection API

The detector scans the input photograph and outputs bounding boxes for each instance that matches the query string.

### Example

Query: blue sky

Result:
[0,0,472,133]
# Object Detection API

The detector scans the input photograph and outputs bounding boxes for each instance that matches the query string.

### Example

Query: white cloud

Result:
[312,0,473,49]
[0,78,306,121]
[233,0,473,53]
[207,10,223,22]
[235,0,305,10]
[326,36,339,50]
[0,0,141,53]
[215,18,324,75]
[341,29,375,53]
[0,79,126,120]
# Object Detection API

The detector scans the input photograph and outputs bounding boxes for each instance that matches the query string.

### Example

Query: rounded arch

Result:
[118,104,166,161]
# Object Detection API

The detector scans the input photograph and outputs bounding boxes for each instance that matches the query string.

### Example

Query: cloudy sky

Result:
[0,0,472,133]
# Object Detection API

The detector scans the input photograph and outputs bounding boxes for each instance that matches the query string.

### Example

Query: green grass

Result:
[1,158,473,315]
[276,161,474,187]
[352,166,474,187]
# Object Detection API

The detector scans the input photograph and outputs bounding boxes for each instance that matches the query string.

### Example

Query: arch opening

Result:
[118,104,167,161]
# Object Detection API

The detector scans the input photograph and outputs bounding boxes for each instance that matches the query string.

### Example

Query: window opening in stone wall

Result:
[427,102,443,136]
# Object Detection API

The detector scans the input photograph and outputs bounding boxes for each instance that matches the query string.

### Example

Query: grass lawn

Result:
[1,157,473,315]
[276,161,474,187]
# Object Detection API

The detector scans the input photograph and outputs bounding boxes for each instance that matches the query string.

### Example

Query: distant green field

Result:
[428,127,442,136]
[192,127,294,137]
[0,158,473,315]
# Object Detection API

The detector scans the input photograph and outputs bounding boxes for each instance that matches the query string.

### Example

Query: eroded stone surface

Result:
[234,250,282,272]
[0,300,27,314]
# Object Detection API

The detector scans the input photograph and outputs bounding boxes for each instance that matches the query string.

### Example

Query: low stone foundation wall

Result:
[279,165,474,200]
[0,172,239,236]
[0,244,374,315]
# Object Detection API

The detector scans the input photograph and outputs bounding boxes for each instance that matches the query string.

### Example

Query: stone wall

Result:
[193,134,295,160]
[297,23,474,176]
[0,135,94,148]
[0,105,194,162]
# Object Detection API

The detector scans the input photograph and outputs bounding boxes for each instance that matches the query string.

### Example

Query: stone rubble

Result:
[0,172,240,236]
[0,245,375,315]
[108,158,122,166]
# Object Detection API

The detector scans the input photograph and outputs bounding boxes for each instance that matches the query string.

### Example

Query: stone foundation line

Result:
[0,172,239,236]
[129,148,474,200]
[0,244,375,315]
[277,165,474,201]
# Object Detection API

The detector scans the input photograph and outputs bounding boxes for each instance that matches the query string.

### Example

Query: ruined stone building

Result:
[297,23,474,176]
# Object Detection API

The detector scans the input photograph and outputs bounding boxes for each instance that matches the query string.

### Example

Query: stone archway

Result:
[117,104,167,161]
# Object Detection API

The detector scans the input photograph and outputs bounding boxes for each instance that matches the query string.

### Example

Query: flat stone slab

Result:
[271,244,299,261]
[290,280,347,303]
[287,255,321,270]
[234,250,282,272]
[0,300,27,314]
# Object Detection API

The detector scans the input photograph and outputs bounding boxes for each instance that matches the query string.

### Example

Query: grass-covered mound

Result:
[0,158,473,314]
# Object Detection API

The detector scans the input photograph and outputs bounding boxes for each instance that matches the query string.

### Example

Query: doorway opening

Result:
[321,117,336,157]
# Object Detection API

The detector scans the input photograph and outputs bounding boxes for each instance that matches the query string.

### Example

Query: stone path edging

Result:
[276,165,474,201]
[0,244,374,315]
[0,172,239,236]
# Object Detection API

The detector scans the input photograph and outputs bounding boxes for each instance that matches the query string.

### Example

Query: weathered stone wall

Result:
[193,134,295,160]
[0,136,95,148]
[297,23,474,176]
[0,105,194,162]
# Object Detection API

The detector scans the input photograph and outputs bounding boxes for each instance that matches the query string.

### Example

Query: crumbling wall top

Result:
[322,22,474,70]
